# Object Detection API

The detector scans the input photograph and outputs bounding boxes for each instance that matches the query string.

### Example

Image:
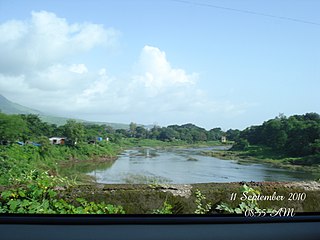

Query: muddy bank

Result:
[60,181,320,214]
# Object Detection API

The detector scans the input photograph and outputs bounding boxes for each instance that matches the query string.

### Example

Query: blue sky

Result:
[0,0,319,130]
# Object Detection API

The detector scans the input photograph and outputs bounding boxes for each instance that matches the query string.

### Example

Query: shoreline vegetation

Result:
[0,112,320,185]
[0,112,320,214]
[203,148,320,174]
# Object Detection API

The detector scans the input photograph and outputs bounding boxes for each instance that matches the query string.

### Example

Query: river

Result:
[88,146,318,184]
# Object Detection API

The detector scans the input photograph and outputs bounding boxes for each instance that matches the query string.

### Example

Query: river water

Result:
[88,147,318,184]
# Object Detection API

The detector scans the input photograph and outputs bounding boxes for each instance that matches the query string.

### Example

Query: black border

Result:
[1,213,320,225]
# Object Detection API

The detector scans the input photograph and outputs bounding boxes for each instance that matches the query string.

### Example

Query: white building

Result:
[49,137,66,145]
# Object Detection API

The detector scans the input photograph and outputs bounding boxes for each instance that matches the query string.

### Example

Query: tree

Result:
[136,126,147,139]
[115,129,129,138]
[20,114,54,138]
[311,139,320,154]
[129,122,137,137]
[63,120,84,146]
[232,113,320,157]
[231,138,249,151]
[0,113,28,144]
[149,125,160,139]
[208,128,224,141]
[158,127,179,142]
[226,129,241,142]
[179,128,193,143]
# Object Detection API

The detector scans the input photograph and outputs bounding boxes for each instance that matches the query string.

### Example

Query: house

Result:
[221,136,227,143]
[49,137,66,145]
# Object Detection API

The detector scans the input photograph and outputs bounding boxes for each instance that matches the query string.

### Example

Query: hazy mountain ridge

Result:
[0,94,42,115]
[0,94,129,129]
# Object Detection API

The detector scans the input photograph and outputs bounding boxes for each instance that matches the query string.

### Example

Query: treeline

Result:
[0,113,229,146]
[0,113,110,146]
[114,123,226,143]
[233,113,320,158]
[2,112,319,159]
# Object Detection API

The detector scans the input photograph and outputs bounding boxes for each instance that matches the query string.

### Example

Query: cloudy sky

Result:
[0,0,319,130]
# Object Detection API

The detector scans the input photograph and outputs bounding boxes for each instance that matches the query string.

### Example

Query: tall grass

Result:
[0,142,120,185]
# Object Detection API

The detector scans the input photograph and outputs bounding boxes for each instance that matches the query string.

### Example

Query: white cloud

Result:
[0,11,118,75]
[30,64,89,91]
[0,20,28,43]
[132,45,197,96]
[0,74,30,94]
[69,64,88,74]
[0,11,248,128]
[75,68,112,106]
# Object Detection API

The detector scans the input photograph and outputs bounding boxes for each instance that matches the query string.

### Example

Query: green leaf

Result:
[18,190,26,198]
[234,208,242,214]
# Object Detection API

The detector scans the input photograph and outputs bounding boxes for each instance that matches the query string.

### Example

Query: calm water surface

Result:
[88,147,318,184]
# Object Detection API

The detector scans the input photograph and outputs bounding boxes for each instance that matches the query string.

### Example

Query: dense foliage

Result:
[235,113,320,159]
[231,113,320,167]
[0,113,121,185]
[0,170,125,214]
[117,122,225,143]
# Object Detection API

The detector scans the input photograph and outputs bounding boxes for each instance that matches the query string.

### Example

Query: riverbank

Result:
[118,138,226,149]
[0,142,121,185]
[41,181,320,214]
[2,178,319,214]
[203,148,320,175]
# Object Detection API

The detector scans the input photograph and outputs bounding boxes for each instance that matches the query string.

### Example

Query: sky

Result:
[0,0,319,130]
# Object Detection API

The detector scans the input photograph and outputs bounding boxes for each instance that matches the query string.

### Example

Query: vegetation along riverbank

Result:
[203,113,320,175]
[0,113,228,185]
[0,112,320,214]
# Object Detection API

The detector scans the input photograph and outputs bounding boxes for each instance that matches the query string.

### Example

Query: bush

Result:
[0,170,125,214]
[231,139,249,151]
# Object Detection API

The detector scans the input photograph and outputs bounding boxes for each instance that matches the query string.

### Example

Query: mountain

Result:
[0,94,42,115]
[0,94,129,129]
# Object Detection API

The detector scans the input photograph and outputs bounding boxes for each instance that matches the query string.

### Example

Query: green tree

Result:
[0,113,28,144]
[136,126,147,139]
[149,125,160,139]
[231,138,249,151]
[63,120,84,146]
[129,122,137,137]
[226,129,241,142]
[311,139,320,154]
[158,127,179,141]
[20,114,53,138]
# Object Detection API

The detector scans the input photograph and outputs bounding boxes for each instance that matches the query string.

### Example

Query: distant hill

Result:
[0,94,129,129]
[0,94,42,115]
